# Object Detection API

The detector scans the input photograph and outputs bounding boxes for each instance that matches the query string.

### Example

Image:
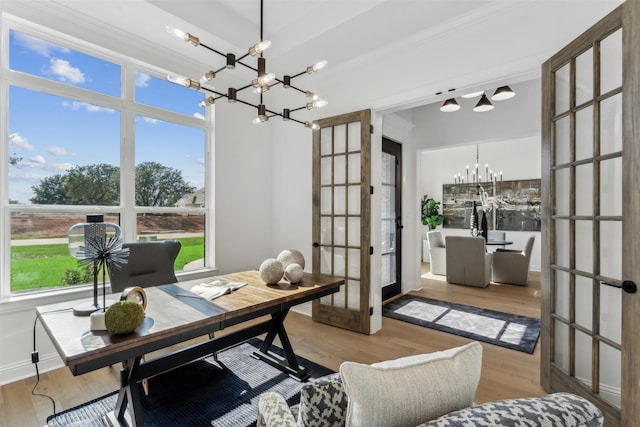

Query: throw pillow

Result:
[339,341,482,427]
[297,373,348,427]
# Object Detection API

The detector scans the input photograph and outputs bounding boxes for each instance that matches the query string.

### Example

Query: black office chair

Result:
[109,240,181,293]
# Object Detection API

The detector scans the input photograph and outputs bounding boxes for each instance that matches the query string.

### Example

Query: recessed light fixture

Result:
[473,94,494,112]
[491,85,515,101]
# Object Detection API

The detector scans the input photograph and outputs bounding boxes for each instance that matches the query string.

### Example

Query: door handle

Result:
[601,280,637,293]
[312,242,319,248]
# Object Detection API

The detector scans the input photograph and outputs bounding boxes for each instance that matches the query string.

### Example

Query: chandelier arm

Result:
[288,106,308,113]
[235,59,258,73]
[202,87,226,98]
[199,42,229,59]
[235,84,255,93]
[287,70,309,80]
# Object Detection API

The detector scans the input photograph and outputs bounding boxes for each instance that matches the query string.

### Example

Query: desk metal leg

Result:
[103,357,144,427]
[252,309,309,381]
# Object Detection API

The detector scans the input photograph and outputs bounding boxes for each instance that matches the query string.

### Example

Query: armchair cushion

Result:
[297,373,348,427]
[339,342,482,427]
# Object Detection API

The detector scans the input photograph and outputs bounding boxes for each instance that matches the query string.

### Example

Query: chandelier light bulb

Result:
[166,25,199,46]
[167,74,201,90]
[250,40,272,56]
[306,99,328,109]
[259,73,276,85]
[198,96,215,107]
[305,91,318,100]
[305,121,320,130]
[307,60,328,74]
[200,71,216,83]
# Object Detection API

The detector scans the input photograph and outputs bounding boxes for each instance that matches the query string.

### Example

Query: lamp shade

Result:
[491,85,515,101]
[440,98,460,112]
[473,94,494,112]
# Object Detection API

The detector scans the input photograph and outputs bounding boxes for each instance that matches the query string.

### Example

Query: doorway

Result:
[381,138,402,301]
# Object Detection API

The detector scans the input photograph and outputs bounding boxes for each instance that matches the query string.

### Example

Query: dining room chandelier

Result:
[166,0,327,129]
[452,144,503,186]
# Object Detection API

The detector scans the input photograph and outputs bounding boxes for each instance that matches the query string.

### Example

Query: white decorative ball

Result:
[277,249,305,269]
[259,258,284,284]
[284,263,304,284]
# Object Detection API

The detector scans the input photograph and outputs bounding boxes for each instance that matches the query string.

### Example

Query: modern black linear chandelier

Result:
[166,0,327,129]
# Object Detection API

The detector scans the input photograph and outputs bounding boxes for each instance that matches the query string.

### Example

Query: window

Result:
[3,24,212,295]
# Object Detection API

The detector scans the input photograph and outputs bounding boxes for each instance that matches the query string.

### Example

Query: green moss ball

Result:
[105,301,144,335]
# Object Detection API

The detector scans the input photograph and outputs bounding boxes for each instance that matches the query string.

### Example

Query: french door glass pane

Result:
[600,157,622,216]
[348,218,360,246]
[348,154,361,183]
[600,282,622,345]
[600,29,623,94]
[382,219,393,252]
[334,217,345,246]
[554,319,570,372]
[555,63,571,114]
[333,248,346,276]
[320,128,332,155]
[320,247,332,275]
[600,94,623,154]
[575,220,593,273]
[348,122,361,151]
[576,106,594,160]
[555,270,570,319]
[576,48,594,105]
[321,158,332,185]
[555,219,570,268]
[348,186,361,215]
[555,168,570,216]
[575,275,594,330]
[347,280,361,309]
[348,248,360,279]
[600,221,622,279]
[321,217,331,244]
[334,155,346,184]
[599,342,621,407]
[575,330,593,385]
[575,164,593,215]
[555,116,571,164]
[334,125,346,153]
[334,187,346,215]
[320,188,332,214]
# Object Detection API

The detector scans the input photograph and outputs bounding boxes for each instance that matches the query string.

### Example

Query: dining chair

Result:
[492,235,535,286]
[445,236,492,287]
[426,230,446,275]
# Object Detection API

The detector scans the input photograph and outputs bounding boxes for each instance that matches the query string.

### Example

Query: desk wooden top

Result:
[37,271,344,374]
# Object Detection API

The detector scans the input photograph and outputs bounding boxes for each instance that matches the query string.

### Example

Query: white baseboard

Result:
[0,351,63,387]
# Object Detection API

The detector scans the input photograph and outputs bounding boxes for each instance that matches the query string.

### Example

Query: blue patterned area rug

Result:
[383,294,541,354]
[46,338,333,427]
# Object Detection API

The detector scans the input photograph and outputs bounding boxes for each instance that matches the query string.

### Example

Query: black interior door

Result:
[382,138,402,301]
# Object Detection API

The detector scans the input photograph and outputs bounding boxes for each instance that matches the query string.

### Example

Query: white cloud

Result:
[31,155,46,164]
[48,146,69,156]
[195,157,205,165]
[193,112,205,120]
[13,32,70,57]
[142,117,160,124]
[9,133,35,151]
[136,72,151,87]
[61,101,115,113]
[47,59,85,84]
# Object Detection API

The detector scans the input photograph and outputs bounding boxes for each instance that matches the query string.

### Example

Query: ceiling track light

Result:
[166,0,326,130]
[491,85,515,101]
[440,98,460,112]
[473,93,494,112]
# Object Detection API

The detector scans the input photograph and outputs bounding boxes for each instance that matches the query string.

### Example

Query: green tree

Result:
[135,161,195,207]
[66,164,120,205]
[30,174,70,204]
[30,162,194,207]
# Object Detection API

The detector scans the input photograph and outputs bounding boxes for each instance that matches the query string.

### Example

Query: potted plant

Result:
[421,195,444,229]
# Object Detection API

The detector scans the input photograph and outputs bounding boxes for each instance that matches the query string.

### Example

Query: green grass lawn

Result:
[10,236,205,292]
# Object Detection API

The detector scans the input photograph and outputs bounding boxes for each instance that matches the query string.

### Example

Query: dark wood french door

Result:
[381,138,402,301]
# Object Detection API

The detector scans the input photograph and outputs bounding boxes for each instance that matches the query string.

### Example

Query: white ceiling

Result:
[45,0,623,115]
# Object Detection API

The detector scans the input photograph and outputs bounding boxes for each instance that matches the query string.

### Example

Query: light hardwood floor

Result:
[0,265,544,426]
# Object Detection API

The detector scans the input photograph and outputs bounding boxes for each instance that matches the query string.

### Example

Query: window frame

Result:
[0,16,216,301]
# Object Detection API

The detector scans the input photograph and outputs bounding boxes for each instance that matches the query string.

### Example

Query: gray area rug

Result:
[383,294,540,353]
[46,338,333,427]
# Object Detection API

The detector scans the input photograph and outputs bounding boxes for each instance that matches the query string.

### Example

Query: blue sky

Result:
[8,30,206,204]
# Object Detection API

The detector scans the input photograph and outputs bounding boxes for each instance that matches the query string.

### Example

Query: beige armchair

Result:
[492,235,535,286]
[426,230,446,275]
[445,236,491,288]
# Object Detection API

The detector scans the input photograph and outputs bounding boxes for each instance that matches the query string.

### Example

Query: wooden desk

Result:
[37,270,344,427]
